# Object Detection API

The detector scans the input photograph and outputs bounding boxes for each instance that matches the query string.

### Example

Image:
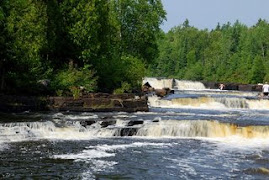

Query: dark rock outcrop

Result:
[154,88,174,97]
[0,93,148,113]
[80,120,96,127]
[101,120,117,128]
[0,94,48,112]
[47,93,148,112]
[127,120,144,126]
[119,128,138,136]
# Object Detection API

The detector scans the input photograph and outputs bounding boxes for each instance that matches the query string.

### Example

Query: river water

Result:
[0,82,269,179]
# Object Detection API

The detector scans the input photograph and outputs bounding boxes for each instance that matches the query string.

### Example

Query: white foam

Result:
[113,115,129,118]
[175,80,206,90]
[211,136,269,151]
[80,160,118,180]
[93,142,168,152]
[0,121,118,142]
[115,119,129,127]
[148,95,269,110]
[54,149,115,161]
[54,142,168,164]
[64,114,98,120]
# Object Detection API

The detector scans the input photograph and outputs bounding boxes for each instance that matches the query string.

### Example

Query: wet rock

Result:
[127,120,144,126]
[101,120,117,128]
[48,94,148,112]
[0,93,148,113]
[80,120,96,128]
[120,128,138,136]
[122,100,147,109]
[223,83,238,90]
[154,88,174,97]
[154,89,167,97]
[100,116,113,120]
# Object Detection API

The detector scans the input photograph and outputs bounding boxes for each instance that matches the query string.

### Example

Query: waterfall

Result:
[0,120,268,141]
[136,120,269,138]
[142,77,173,89]
[142,78,206,90]
[148,96,269,110]
[0,121,118,142]
[174,80,206,90]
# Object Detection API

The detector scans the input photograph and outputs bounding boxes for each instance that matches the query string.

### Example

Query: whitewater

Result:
[0,80,269,179]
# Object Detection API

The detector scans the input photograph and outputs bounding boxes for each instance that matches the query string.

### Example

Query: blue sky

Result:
[161,0,269,32]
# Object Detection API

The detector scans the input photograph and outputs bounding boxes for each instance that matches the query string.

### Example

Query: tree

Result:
[4,0,48,93]
[149,19,269,84]
[251,56,265,83]
[113,0,166,63]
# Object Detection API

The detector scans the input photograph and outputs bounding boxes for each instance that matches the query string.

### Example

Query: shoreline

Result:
[0,93,149,113]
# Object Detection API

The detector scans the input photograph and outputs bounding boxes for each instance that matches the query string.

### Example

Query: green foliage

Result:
[0,0,49,94]
[0,0,165,94]
[113,82,131,94]
[121,55,146,88]
[69,86,81,99]
[53,65,97,94]
[111,0,166,63]
[55,89,63,97]
[251,56,265,83]
[150,19,269,84]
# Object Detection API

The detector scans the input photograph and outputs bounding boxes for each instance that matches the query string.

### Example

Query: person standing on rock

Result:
[219,83,225,90]
[262,82,269,97]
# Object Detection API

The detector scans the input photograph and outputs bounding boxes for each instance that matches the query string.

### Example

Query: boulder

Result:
[127,120,144,126]
[80,120,96,127]
[101,120,117,128]
[154,88,174,97]
[120,128,138,136]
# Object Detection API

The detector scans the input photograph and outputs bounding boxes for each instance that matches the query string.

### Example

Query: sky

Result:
[161,0,269,32]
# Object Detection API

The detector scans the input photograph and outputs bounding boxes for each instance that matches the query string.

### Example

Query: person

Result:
[262,82,269,97]
[219,83,225,90]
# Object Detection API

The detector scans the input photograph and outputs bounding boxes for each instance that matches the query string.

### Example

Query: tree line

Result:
[1,0,269,96]
[149,19,269,85]
[0,0,166,96]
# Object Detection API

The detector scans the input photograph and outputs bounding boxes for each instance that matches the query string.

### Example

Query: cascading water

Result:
[142,77,173,89]
[1,80,269,179]
[136,120,269,138]
[174,80,206,90]
[148,93,269,110]
[0,119,268,141]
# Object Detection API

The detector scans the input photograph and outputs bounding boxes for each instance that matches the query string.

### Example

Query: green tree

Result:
[149,19,269,84]
[5,0,48,93]
[251,56,265,83]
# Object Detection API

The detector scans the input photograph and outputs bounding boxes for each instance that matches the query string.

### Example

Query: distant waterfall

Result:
[142,78,206,90]
[174,80,206,90]
[142,77,173,89]
[148,96,269,110]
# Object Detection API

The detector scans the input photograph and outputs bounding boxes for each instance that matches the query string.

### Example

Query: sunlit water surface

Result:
[1,88,269,179]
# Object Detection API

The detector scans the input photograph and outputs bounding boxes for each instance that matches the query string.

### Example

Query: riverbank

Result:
[0,93,148,113]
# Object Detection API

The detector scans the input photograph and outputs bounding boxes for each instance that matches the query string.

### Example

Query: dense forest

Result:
[149,19,269,84]
[0,0,166,96]
[1,0,269,97]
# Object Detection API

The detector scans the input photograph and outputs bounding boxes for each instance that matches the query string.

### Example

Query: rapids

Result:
[0,80,269,179]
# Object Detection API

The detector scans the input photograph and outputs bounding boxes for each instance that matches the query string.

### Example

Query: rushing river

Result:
[1,82,269,179]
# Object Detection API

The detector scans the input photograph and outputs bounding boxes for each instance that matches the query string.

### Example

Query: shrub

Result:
[113,82,131,94]
[52,65,97,97]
